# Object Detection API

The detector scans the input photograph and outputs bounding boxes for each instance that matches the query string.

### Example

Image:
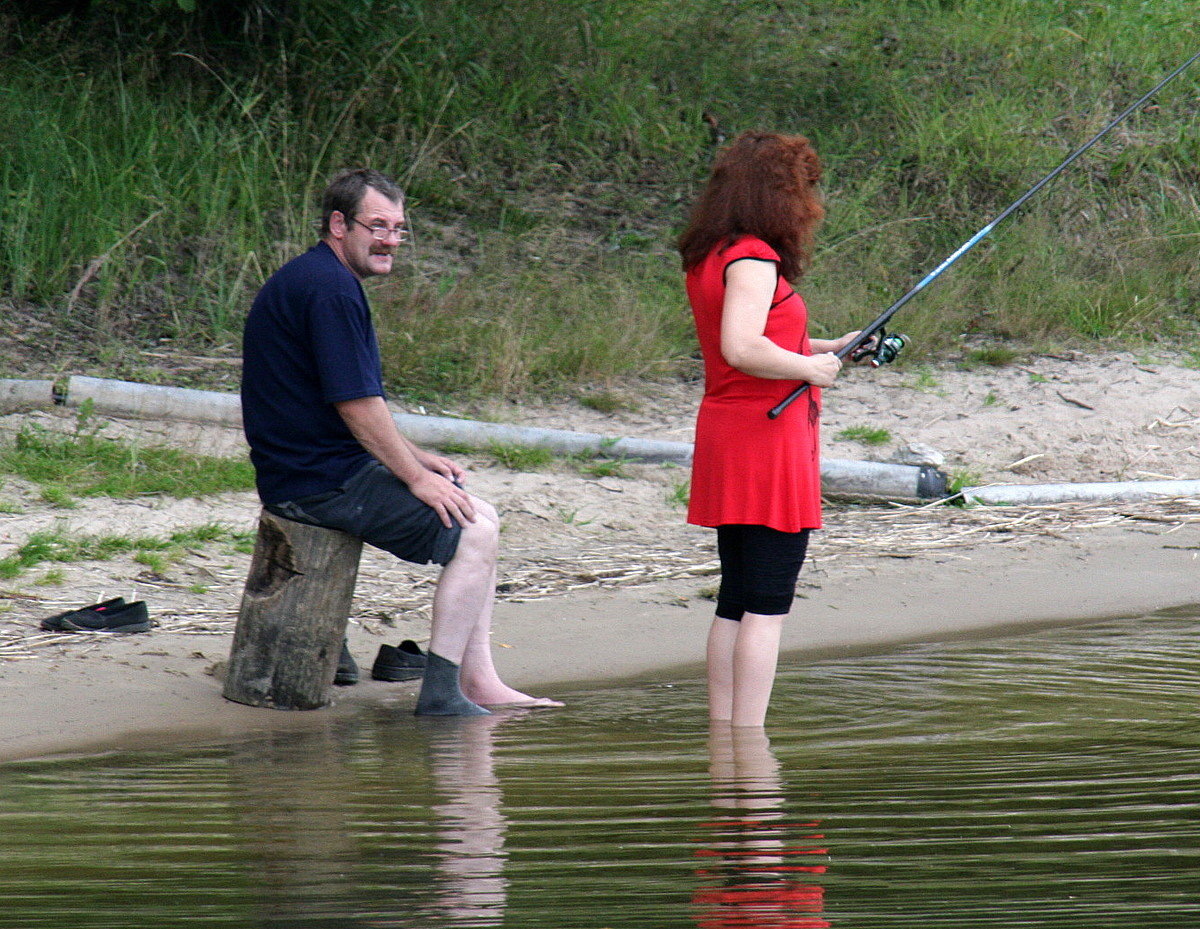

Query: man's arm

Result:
[334,396,475,528]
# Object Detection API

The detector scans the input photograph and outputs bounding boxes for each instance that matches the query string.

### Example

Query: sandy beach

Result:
[2,350,1198,762]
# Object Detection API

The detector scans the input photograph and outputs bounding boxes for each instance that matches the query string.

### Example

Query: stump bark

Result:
[223,510,363,710]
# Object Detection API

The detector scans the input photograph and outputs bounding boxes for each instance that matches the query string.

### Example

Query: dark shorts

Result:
[266,460,462,566]
[715,524,811,621]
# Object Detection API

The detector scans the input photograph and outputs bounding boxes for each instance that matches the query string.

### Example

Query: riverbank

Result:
[2,351,1198,761]
[3,496,1196,762]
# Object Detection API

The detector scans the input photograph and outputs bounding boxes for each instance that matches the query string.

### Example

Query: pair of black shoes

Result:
[334,639,427,686]
[40,597,152,633]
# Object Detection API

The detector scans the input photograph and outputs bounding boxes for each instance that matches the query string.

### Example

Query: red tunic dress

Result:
[686,236,823,533]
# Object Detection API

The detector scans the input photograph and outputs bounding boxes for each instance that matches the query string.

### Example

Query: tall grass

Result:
[2,0,1199,401]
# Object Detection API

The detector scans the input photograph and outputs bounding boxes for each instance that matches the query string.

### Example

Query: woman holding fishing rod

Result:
[678,130,865,728]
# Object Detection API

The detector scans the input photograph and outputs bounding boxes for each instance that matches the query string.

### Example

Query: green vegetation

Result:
[574,455,630,479]
[666,480,690,509]
[484,442,555,471]
[962,346,1021,368]
[0,523,251,579]
[35,569,66,587]
[579,391,638,414]
[837,425,893,447]
[4,1,1199,402]
[948,467,985,499]
[0,426,256,503]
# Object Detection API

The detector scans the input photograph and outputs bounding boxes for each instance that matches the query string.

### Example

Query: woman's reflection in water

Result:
[694,724,830,928]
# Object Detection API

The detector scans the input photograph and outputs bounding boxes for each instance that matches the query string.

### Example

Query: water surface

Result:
[2,608,1198,927]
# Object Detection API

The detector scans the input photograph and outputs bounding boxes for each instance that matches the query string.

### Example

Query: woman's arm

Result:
[810,332,862,354]
[719,259,843,387]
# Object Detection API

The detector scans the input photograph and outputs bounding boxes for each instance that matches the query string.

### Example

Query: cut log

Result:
[223,510,363,710]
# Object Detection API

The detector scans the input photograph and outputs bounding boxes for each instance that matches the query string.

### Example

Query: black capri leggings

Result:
[715,524,811,621]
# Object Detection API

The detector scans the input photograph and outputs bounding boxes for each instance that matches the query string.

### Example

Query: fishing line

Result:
[768,48,1200,419]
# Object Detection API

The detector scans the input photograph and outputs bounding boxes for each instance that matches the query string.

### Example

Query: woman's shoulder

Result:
[720,235,780,264]
[687,236,780,287]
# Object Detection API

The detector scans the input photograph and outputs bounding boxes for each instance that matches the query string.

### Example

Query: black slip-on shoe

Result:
[58,600,151,633]
[371,640,427,682]
[40,597,127,632]
[334,639,359,686]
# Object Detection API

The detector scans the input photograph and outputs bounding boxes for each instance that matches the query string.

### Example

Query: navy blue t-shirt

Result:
[241,241,384,504]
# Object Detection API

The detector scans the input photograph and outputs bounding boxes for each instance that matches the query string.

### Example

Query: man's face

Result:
[327,187,407,280]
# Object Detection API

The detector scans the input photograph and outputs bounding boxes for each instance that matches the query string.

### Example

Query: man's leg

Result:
[458,561,561,707]
[273,467,562,714]
[427,500,500,665]
[423,497,563,711]
[415,503,497,715]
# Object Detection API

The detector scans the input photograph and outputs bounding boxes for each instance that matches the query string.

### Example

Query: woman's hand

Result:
[811,330,872,356]
[799,351,843,387]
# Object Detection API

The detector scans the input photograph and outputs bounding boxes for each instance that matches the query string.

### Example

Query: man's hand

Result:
[334,396,474,527]
[408,470,476,528]
[416,449,467,485]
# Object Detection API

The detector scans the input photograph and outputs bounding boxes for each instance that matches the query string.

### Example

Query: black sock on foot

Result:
[414,652,491,716]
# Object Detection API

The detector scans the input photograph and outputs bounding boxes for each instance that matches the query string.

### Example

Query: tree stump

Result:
[223,510,364,710]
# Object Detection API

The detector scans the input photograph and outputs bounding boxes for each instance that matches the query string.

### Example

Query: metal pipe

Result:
[962,480,1200,506]
[49,376,948,500]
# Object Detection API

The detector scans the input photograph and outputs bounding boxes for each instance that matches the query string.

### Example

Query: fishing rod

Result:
[768,48,1200,420]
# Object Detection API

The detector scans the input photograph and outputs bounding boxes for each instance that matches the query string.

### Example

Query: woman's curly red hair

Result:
[678,131,824,283]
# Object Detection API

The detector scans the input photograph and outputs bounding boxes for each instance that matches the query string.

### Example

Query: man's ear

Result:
[329,210,349,239]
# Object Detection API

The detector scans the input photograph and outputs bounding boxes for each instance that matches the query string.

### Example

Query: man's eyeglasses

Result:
[351,218,410,243]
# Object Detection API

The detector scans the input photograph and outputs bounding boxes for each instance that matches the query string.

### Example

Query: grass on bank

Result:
[0,425,255,504]
[0,523,253,580]
[3,0,1200,402]
[0,420,256,578]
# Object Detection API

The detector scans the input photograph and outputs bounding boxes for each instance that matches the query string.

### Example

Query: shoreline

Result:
[3,351,1199,763]
[3,519,1195,764]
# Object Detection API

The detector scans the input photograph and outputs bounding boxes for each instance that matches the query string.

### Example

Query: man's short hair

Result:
[319,169,404,237]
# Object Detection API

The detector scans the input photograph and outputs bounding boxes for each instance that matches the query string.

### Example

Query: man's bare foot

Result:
[465,682,564,708]
[480,695,565,709]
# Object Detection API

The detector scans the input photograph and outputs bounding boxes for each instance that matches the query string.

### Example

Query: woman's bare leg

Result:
[729,613,783,727]
[707,616,740,722]
[707,613,784,727]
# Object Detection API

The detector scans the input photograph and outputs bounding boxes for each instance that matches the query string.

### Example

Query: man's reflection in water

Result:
[228,713,511,928]
[227,723,372,928]
[424,715,509,926]
[693,724,830,928]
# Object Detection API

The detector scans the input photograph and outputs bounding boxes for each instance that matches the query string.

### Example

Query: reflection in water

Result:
[695,725,829,928]
[3,611,1200,928]
[424,716,508,927]
[227,722,368,928]
[224,714,510,928]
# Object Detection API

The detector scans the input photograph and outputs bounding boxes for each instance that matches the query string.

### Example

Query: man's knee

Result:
[454,498,499,563]
[472,497,499,527]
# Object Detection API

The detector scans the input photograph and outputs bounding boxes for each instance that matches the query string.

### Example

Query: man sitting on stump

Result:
[241,168,562,715]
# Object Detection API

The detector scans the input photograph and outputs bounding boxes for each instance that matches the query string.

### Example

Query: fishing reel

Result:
[851,329,909,367]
